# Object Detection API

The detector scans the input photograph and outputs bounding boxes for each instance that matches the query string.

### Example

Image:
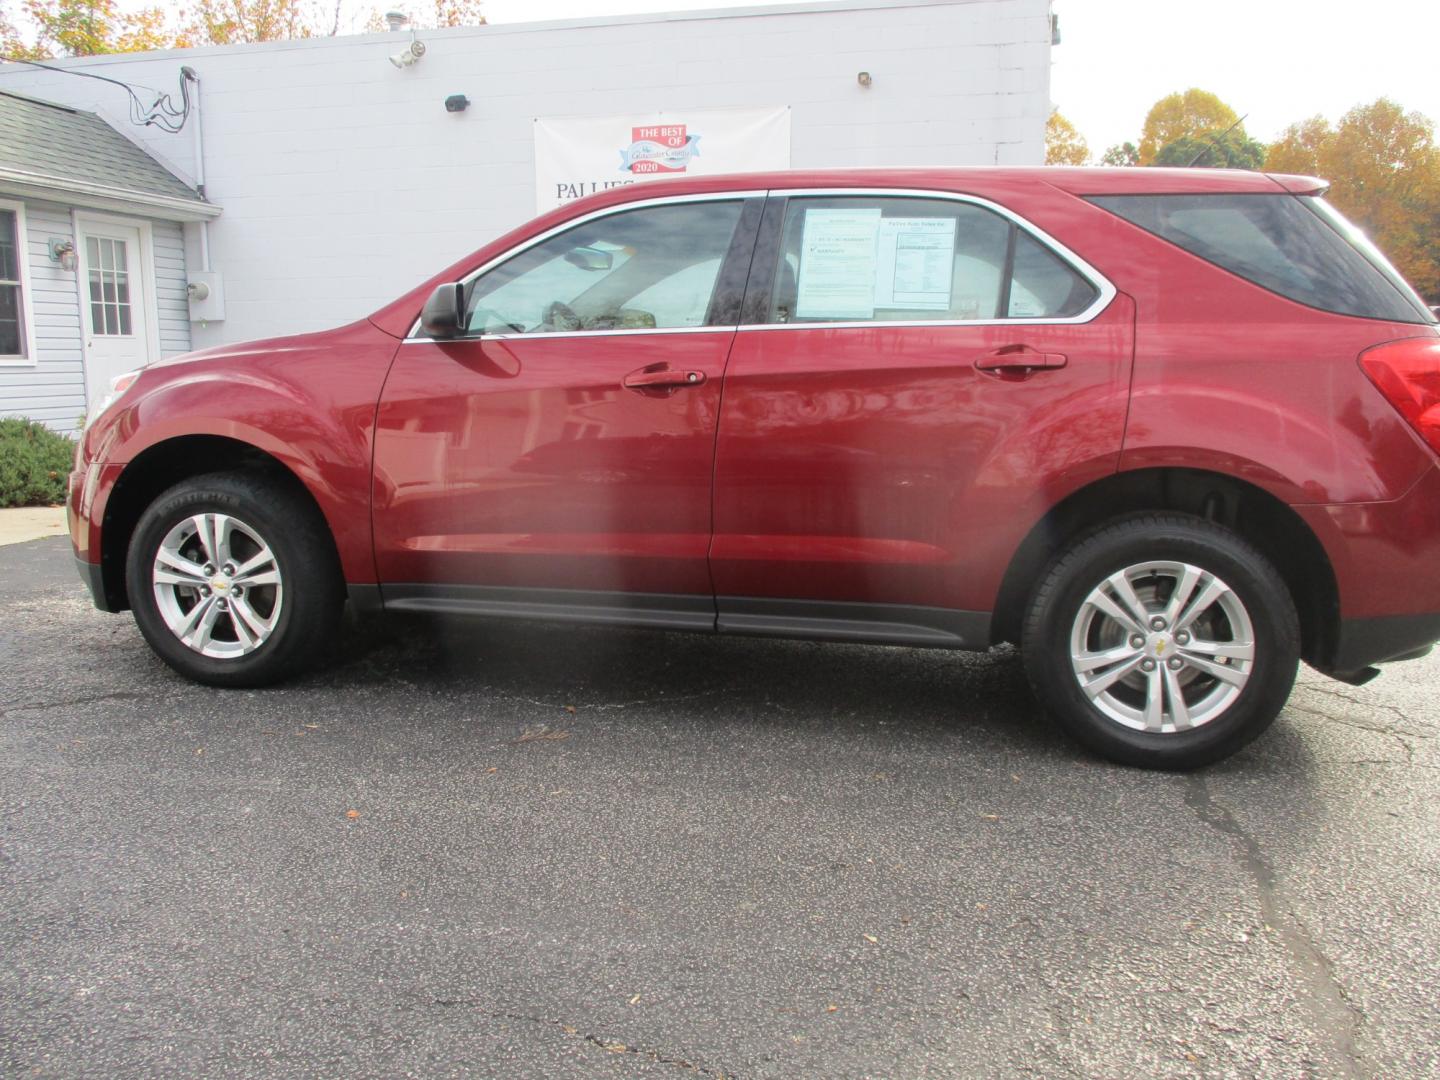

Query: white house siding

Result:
[0,0,1052,351]
[1,200,84,433]
[152,220,192,359]
[0,204,191,434]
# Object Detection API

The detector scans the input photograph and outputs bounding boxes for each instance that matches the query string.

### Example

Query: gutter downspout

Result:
[182,66,210,272]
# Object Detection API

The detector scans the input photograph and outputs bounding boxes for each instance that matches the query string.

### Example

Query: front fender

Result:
[80,320,400,586]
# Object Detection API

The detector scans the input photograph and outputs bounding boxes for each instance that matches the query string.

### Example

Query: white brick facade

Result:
[0,0,1052,350]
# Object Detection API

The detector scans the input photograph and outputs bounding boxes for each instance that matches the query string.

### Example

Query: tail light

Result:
[1359,338,1440,455]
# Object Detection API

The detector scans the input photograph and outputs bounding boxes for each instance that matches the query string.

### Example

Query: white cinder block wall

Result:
[0,0,1052,349]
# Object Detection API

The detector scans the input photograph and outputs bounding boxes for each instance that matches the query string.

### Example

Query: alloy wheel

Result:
[1068,560,1255,734]
[151,513,284,659]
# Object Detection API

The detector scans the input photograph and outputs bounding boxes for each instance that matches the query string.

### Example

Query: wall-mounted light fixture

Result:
[857,71,873,88]
[390,38,427,68]
[445,94,470,113]
[48,238,77,272]
[386,12,426,68]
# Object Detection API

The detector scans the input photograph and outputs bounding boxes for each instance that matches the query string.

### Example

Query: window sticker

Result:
[1008,289,1043,317]
[875,217,956,311]
[794,208,882,319]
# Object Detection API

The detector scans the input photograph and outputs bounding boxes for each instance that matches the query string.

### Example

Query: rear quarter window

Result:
[1087,193,1434,325]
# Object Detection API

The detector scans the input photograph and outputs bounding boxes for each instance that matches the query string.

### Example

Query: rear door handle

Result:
[623,366,707,391]
[975,346,1068,375]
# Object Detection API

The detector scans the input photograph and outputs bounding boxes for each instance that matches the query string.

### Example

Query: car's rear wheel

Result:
[126,471,342,687]
[1021,514,1299,770]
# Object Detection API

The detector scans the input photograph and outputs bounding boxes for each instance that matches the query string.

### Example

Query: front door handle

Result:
[974,345,1068,376]
[623,365,707,392]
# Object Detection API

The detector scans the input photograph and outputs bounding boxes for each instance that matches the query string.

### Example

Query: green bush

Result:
[0,417,75,508]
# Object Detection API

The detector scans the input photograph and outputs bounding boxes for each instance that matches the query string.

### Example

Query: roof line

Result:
[0,0,996,66]
[0,166,220,219]
[0,86,82,114]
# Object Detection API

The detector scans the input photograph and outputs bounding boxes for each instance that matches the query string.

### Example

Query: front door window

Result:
[465,200,745,334]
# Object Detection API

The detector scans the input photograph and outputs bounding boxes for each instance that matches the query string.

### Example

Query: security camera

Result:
[389,39,426,68]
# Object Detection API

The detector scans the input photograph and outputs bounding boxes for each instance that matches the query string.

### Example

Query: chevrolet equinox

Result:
[69,168,1440,769]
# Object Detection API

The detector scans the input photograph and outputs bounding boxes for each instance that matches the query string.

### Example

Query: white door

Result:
[79,221,152,409]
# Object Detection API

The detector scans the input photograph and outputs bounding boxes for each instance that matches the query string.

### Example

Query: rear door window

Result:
[1087,193,1435,324]
[764,196,1100,324]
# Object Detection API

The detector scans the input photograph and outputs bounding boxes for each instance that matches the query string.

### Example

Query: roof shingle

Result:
[0,89,207,205]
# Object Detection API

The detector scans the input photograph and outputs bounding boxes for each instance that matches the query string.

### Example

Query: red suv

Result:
[69,168,1440,769]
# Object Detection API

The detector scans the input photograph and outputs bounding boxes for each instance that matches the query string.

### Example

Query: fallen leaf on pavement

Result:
[346,809,360,820]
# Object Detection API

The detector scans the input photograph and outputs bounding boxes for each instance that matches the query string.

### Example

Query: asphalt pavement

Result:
[2,535,1437,1079]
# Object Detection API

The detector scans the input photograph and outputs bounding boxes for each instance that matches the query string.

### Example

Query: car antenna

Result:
[1185,113,1249,168]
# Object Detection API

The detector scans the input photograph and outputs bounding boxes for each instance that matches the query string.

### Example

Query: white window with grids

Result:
[0,200,34,364]
[86,234,135,336]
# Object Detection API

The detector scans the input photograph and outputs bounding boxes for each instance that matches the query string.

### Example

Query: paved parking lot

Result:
[3,534,1438,1079]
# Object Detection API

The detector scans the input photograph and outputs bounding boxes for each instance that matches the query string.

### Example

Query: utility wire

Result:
[0,54,192,133]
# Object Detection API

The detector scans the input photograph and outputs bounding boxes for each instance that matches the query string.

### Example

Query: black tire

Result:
[125,470,343,687]
[1021,513,1299,770]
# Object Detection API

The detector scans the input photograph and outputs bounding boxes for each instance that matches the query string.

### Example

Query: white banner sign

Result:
[533,106,791,214]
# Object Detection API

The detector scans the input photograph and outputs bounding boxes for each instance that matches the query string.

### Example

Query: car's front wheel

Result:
[126,471,342,686]
[1022,514,1300,770]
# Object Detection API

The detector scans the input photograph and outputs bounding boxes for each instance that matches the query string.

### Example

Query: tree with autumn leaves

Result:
[3,0,169,56]
[0,0,484,56]
[1268,99,1440,301]
[1048,89,1440,301]
[1044,109,1089,166]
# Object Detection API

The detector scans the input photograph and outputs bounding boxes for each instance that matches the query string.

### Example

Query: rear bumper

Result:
[1327,613,1440,675]
[1294,464,1440,675]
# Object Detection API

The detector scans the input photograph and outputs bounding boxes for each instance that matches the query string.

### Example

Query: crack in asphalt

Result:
[484,688,737,713]
[0,691,155,714]
[1184,776,1367,1080]
[425,1000,734,1077]
[1284,706,1421,765]
[1293,684,1434,731]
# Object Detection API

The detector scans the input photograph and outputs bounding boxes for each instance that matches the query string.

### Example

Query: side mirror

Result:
[420,282,465,339]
